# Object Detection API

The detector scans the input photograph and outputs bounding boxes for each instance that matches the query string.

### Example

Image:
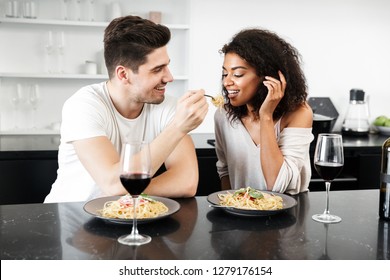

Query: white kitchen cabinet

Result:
[0,0,190,134]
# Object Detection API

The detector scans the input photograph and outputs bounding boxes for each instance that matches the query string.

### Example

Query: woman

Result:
[214,28,313,195]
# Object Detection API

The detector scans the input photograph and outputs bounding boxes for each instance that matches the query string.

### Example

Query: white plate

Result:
[83,195,180,224]
[207,190,297,217]
[376,126,390,135]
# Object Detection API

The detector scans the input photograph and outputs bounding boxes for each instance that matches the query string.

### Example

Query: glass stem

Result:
[31,108,36,129]
[13,108,18,129]
[131,196,139,238]
[324,181,331,215]
[323,224,329,255]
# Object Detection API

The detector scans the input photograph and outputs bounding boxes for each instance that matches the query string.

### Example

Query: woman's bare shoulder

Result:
[283,102,313,128]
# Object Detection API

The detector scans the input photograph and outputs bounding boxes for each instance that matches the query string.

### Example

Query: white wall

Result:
[2,0,389,134]
[188,0,390,133]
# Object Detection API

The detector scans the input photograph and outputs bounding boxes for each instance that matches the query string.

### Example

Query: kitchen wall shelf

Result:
[0,17,108,27]
[0,17,190,30]
[0,73,189,80]
[0,73,108,79]
[0,129,59,135]
[0,0,190,134]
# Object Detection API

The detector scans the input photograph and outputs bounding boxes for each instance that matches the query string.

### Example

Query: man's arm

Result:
[73,136,126,196]
[73,134,199,198]
[73,90,208,198]
[146,134,198,197]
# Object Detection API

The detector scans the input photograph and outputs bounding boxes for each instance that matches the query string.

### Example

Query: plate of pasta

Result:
[207,187,297,217]
[83,194,180,225]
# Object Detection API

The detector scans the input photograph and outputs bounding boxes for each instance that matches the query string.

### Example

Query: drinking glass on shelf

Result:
[23,1,37,19]
[71,0,81,21]
[312,133,344,224]
[86,0,95,21]
[10,84,24,129]
[118,141,152,246]
[44,31,54,73]
[6,1,19,18]
[28,84,40,128]
[57,31,65,73]
[61,0,69,20]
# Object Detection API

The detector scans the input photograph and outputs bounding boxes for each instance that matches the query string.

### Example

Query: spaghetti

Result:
[99,194,168,219]
[211,94,225,108]
[218,187,283,210]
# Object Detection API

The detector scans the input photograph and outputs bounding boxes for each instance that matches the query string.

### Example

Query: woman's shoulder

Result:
[282,102,313,128]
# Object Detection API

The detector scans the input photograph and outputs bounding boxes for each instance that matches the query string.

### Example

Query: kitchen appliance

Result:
[308,97,339,146]
[342,89,370,136]
[308,97,339,131]
[312,114,335,140]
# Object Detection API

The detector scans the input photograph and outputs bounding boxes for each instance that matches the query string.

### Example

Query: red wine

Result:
[314,162,343,181]
[120,173,151,195]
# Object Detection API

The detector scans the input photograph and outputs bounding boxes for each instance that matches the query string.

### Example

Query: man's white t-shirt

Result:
[44,82,177,203]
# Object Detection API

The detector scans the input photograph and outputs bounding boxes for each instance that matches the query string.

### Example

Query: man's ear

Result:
[115,65,130,84]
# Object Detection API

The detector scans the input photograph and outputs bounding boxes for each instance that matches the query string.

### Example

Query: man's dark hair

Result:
[104,15,171,78]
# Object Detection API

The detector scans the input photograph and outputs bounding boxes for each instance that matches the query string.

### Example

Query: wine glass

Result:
[318,224,331,259]
[57,31,65,73]
[28,84,40,128]
[118,141,152,246]
[86,0,95,21]
[312,133,344,224]
[10,84,24,130]
[44,31,54,73]
[61,0,69,20]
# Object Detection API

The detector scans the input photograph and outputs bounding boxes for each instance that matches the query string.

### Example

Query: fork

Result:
[204,94,216,101]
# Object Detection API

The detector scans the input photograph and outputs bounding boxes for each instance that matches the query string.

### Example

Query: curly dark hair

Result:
[220,28,308,123]
[104,15,171,78]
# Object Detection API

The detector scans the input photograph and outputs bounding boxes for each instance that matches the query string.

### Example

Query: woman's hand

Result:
[258,71,287,189]
[259,71,287,118]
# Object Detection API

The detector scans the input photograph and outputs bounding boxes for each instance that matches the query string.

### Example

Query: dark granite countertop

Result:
[1,189,388,260]
[0,132,388,153]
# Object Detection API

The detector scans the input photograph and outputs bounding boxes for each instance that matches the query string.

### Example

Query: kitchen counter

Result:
[1,189,388,260]
[0,132,389,152]
[0,133,389,205]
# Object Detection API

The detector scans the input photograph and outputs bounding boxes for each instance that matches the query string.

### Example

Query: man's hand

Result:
[171,89,209,134]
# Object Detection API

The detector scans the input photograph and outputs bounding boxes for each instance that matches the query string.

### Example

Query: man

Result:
[44,16,208,203]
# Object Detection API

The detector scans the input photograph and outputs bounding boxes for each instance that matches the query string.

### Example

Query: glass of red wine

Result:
[118,141,152,246]
[312,133,344,224]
